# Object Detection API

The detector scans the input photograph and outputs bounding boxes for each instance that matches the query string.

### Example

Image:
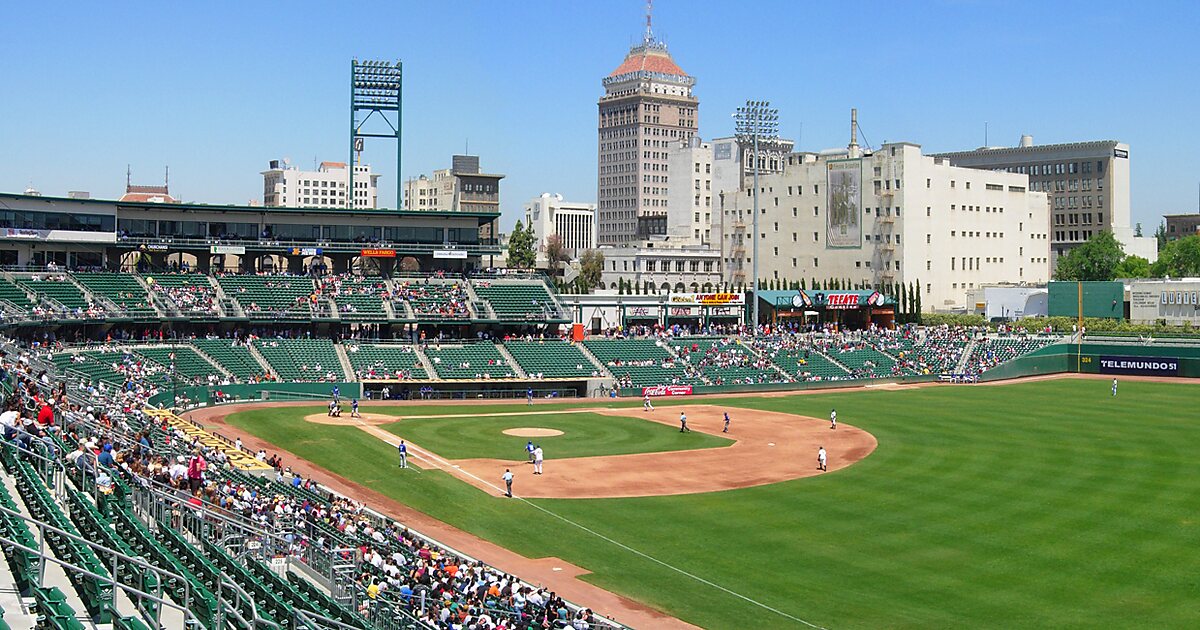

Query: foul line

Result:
[356,421,825,629]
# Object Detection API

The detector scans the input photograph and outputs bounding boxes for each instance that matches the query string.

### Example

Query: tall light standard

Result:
[734,100,779,335]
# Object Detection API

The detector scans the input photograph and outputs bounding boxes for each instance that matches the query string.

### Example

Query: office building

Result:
[524,193,598,264]
[931,136,1155,262]
[403,155,503,214]
[261,160,379,209]
[1164,213,1200,242]
[597,18,697,244]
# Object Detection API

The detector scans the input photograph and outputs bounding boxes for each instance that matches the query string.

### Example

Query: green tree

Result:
[506,220,536,269]
[1155,222,1168,250]
[914,278,923,321]
[578,249,604,292]
[1151,235,1200,278]
[1053,231,1125,281]
[1113,255,1152,279]
[1134,222,1143,237]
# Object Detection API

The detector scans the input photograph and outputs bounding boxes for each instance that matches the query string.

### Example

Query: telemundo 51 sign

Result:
[1098,355,1179,376]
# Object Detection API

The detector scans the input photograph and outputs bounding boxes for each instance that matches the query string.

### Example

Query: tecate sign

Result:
[641,385,693,397]
[825,293,861,310]
[1098,355,1179,376]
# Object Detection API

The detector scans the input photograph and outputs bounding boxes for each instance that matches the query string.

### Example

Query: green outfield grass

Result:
[226,379,1200,629]
[380,411,733,459]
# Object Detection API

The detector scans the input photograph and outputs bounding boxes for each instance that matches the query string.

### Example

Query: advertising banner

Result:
[434,249,468,259]
[361,248,396,258]
[826,158,862,248]
[1098,355,1179,376]
[668,292,745,306]
[825,293,861,310]
[210,245,245,255]
[641,385,693,397]
[289,247,323,256]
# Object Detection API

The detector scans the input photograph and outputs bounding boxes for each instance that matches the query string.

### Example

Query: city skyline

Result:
[2,0,1197,233]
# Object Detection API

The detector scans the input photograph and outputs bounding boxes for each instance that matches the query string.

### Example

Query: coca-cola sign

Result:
[641,385,694,397]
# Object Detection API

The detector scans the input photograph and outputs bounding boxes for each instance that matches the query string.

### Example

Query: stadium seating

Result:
[964,336,1058,374]
[832,345,898,377]
[142,273,219,315]
[16,277,88,309]
[766,347,851,380]
[472,281,560,320]
[584,338,696,387]
[321,275,389,321]
[134,346,225,383]
[504,340,601,378]
[424,343,517,379]
[253,338,346,381]
[0,278,34,309]
[345,343,428,380]
[53,351,128,385]
[393,279,472,319]
[216,274,315,317]
[72,273,155,315]
[190,339,265,380]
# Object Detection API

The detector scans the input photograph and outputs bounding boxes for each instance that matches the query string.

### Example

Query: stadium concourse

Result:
[0,268,1076,629]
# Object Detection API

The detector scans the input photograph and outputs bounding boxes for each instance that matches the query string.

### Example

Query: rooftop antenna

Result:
[164,165,169,192]
[848,108,859,155]
[644,0,654,45]
[126,164,131,190]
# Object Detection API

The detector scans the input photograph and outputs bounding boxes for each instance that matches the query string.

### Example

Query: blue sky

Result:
[1,1,1196,232]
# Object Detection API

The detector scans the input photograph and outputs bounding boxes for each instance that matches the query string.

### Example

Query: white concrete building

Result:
[599,244,722,293]
[523,193,598,264]
[719,140,1053,311]
[931,137,1156,263]
[261,160,379,209]
[402,155,503,214]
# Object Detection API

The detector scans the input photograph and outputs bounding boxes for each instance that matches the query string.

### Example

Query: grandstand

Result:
[142,274,219,316]
[73,273,155,316]
[134,346,226,383]
[424,343,517,379]
[322,276,390,321]
[252,338,346,382]
[190,339,266,381]
[670,337,779,384]
[504,340,602,379]
[216,274,315,318]
[472,280,562,321]
[584,338,697,387]
[16,276,89,310]
[345,343,428,380]
[392,278,472,320]
[833,345,899,377]
[765,346,851,380]
[0,278,34,310]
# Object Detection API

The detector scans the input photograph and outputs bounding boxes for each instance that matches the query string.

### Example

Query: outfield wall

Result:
[148,381,363,408]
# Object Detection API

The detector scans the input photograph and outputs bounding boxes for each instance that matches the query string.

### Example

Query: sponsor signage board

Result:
[210,245,245,255]
[361,248,396,258]
[642,385,693,397]
[1098,355,1179,376]
[668,292,745,306]
[434,249,468,259]
[289,247,323,256]
[825,293,861,310]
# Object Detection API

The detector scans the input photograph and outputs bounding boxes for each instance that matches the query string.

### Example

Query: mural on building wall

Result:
[826,159,862,248]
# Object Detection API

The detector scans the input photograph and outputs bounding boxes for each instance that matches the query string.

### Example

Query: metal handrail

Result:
[0,503,198,628]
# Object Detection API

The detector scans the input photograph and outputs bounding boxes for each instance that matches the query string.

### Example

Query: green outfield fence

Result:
[148,381,362,408]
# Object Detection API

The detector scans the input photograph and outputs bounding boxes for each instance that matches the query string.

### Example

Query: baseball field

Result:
[203,377,1200,629]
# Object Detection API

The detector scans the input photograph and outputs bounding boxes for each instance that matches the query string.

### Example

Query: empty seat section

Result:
[0,278,33,308]
[766,347,851,380]
[134,346,224,382]
[424,343,515,379]
[190,339,264,380]
[583,338,693,387]
[473,281,559,320]
[16,277,88,309]
[253,338,346,381]
[72,273,154,314]
[53,351,128,385]
[346,344,428,379]
[504,340,599,378]
[216,275,315,317]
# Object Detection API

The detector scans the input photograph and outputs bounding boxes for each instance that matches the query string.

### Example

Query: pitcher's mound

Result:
[502,427,564,437]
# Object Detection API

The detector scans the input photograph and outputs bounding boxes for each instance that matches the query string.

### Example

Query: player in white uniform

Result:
[1112,378,1118,397]
[830,409,837,430]
[643,395,654,411]
[532,446,544,475]
[817,446,827,472]
[679,412,690,433]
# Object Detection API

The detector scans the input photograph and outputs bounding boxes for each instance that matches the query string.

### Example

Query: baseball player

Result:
[830,408,837,430]
[526,387,534,406]
[332,385,340,404]
[327,399,336,417]
[525,440,535,463]
[502,469,513,497]
[643,395,654,412]
[533,445,544,475]
[351,399,361,418]
[397,440,407,468]
[1112,378,1118,397]
[679,411,690,433]
[817,446,827,472]
[722,411,730,433]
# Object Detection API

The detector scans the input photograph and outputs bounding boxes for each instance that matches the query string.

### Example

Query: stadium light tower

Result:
[734,100,779,335]
[350,59,403,210]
